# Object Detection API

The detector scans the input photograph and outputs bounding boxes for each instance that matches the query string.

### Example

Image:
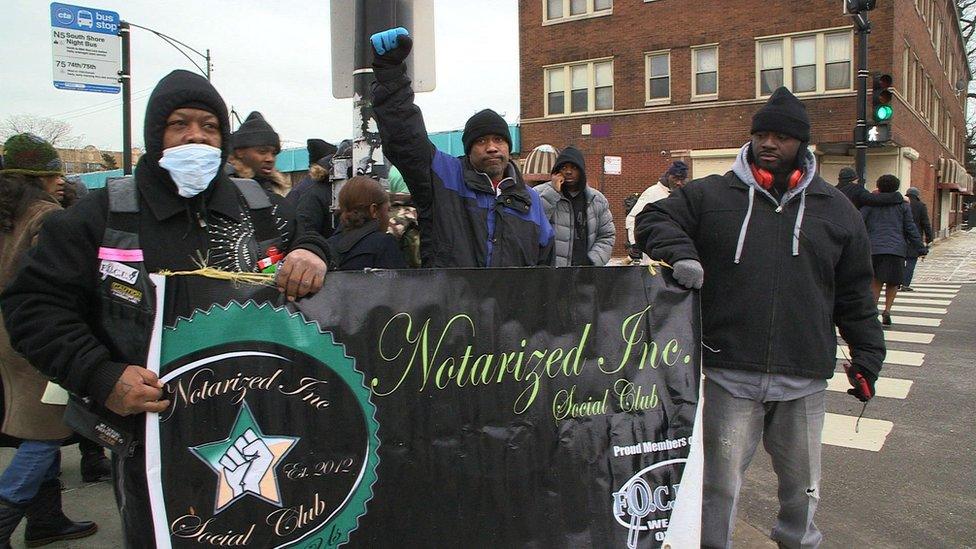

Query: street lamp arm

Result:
[123,21,211,79]
[155,33,210,78]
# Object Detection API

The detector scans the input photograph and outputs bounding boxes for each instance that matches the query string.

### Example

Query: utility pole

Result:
[846,0,877,184]
[119,22,132,174]
[352,0,399,182]
[854,11,870,185]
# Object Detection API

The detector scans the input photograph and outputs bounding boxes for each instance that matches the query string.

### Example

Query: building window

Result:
[645,51,670,103]
[692,45,718,99]
[824,33,851,90]
[544,59,613,116]
[544,0,611,22]
[759,41,783,95]
[792,36,816,92]
[756,30,852,97]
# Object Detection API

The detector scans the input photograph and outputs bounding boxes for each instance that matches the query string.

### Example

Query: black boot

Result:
[79,439,111,482]
[0,498,25,549]
[23,480,97,547]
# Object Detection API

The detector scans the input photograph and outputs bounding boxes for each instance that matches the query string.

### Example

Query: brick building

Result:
[55,145,143,174]
[518,0,973,249]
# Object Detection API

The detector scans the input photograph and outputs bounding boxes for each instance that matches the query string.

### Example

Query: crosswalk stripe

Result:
[882,298,953,306]
[826,376,913,399]
[837,329,934,344]
[887,305,947,314]
[880,330,934,344]
[895,290,959,299]
[881,315,941,327]
[822,413,893,451]
[910,285,961,291]
[836,346,924,366]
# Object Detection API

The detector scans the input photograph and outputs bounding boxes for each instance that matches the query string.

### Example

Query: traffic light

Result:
[845,0,877,14]
[872,73,894,124]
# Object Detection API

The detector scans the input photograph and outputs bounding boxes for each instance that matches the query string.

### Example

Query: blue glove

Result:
[371,27,411,67]
[672,259,704,290]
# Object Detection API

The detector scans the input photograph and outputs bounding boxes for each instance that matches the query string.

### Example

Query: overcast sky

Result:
[1,0,520,151]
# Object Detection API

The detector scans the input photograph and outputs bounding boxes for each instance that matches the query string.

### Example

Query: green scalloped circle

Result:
[162,301,379,548]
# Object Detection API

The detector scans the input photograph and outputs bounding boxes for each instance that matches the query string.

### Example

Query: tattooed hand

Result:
[105,365,170,416]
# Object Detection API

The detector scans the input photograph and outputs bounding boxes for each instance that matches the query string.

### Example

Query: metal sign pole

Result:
[120,21,132,175]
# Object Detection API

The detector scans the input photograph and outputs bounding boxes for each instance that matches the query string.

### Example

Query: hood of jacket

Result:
[143,70,231,189]
[729,142,818,264]
[551,146,587,188]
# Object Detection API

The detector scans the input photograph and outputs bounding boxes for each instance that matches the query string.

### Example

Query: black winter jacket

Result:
[296,180,337,240]
[326,221,406,271]
[0,159,329,406]
[636,169,885,380]
[906,195,934,258]
[371,63,553,267]
[860,202,925,258]
[837,181,903,209]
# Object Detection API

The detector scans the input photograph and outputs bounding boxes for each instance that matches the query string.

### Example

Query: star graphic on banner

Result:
[190,401,299,514]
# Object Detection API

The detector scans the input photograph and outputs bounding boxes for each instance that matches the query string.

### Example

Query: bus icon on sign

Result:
[54,7,73,25]
[77,10,93,28]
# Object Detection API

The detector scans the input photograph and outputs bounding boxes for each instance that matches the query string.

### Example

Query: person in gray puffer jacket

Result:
[537,146,615,266]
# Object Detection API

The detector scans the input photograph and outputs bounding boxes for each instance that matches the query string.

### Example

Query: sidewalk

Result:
[910,228,976,283]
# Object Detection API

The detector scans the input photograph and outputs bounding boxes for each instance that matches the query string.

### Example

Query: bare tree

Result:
[960,1,976,169]
[0,115,85,149]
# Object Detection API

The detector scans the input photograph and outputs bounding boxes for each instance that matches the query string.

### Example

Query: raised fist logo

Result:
[219,428,273,497]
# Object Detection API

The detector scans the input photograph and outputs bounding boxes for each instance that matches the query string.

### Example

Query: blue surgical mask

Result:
[158,143,222,198]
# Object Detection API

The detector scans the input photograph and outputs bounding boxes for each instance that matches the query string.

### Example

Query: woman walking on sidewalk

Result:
[0,135,97,547]
[861,174,927,326]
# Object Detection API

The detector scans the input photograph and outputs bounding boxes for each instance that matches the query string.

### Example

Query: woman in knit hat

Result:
[0,133,97,547]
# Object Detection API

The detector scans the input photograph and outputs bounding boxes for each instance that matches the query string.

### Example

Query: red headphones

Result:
[750,164,803,190]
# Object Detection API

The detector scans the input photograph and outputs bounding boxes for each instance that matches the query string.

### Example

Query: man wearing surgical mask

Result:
[0,69,330,545]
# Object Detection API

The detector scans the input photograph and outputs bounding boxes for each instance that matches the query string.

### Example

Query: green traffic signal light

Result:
[874,104,893,121]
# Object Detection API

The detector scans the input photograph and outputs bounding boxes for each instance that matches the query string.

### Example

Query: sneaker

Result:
[881,311,892,326]
[902,286,915,292]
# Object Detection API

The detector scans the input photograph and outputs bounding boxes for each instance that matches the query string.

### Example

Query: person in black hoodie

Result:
[636,87,885,549]
[0,69,329,546]
[536,146,615,266]
[326,176,406,270]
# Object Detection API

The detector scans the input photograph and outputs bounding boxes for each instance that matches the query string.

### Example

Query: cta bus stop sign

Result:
[50,2,121,93]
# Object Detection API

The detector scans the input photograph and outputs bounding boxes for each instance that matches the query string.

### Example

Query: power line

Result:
[43,87,154,119]
[59,90,152,121]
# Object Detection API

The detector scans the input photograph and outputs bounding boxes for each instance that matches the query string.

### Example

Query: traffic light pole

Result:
[854,13,870,185]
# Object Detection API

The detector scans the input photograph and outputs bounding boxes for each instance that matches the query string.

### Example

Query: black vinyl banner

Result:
[146,267,702,548]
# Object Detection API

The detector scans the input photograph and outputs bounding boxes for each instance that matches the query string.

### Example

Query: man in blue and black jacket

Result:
[369,28,553,268]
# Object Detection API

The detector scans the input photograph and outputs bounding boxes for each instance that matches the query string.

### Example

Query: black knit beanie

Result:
[307,138,337,165]
[231,111,280,153]
[462,109,511,155]
[750,87,810,142]
[143,69,230,164]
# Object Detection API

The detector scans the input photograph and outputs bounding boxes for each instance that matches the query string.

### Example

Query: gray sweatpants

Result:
[701,377,825,549]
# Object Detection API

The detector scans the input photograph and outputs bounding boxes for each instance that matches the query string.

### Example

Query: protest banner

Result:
[145,267,702,548]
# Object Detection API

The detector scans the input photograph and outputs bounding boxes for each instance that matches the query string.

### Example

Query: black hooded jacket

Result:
[0,70,329,405]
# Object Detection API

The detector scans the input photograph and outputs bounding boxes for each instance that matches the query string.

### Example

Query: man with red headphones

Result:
[635,87,885,548]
